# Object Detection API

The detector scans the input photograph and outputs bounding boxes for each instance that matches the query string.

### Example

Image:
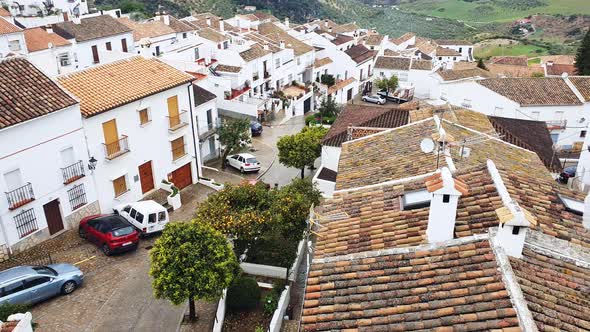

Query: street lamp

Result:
[88,157,98,171]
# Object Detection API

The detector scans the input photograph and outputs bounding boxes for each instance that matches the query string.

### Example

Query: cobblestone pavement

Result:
[178,300,218,332]
[30,183,217,332]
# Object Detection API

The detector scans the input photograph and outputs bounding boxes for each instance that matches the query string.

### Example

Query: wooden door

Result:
[43,199,64,235]
[121,38,128,52]
[167,96,179,128]
[91,45,99,64]
[138,161,154,194]
[102,119,119,156]
[170,163,192,189]
[347,88,353,101]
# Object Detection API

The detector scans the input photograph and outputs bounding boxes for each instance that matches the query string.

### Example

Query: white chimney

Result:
[584,193,590,229]
[206,16,211,26]
[219,18,225,32]
[263,43,269,50]
[163,14,170,26]
[285,17,289,29]
[72,16,81,24]
[425,167,467,243]
[328,27,333,33]
[324,19,328,27]
[279,40,285,49]
[45,24,53,34]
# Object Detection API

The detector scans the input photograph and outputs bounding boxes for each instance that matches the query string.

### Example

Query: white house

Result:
[23,26,76,76]
[58,56,200,212]
[0,57,99,255]
[435,39,474,62]
[2,0,88,18]
[0,16,26,57]
[344,44,375,92]
[193,85,220,163]
[52,14,134,69]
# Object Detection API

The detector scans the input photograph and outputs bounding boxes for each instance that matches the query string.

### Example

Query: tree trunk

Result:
[221,150,229,169]
[188,296,197,321]
[301,168,305,179]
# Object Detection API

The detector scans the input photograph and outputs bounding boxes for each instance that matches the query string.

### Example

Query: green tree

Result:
[318,94,340,118]
[320,74,336,87]
[477,58,487,70]
[374,75,399,96]
[575,29,590,75]
[217,118,251,168]
[277,126,328,179]
[149,222,239,321]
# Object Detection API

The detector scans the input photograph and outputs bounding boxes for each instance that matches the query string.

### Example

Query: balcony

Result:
[6,183,35,210]
[61,160,85,184]
[546,120,567,130]
[172,144,188,161]
[167,111,189,132]
[226,86,251,100]
[103,135,130,160]
[199,121,218,140]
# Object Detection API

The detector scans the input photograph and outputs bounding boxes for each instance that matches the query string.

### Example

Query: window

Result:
[183,32,187,39]
[23,276,51,289]
[438,57,442,60]
[130,208,137,219]
[398,72,408,81]
[155,46,161,56]
[531,111,540,120]
[1,281,24,298]
[113,175,128,197]
[194,47,200,60]
[121,38,128,52]
[206,109,213,129]
[106,42,112,51]
[459,47,462,52]
[58,53,71,66]
[135,212,144,222]
[91,45,99,64]
[297,57,301,65]
[275,58,280,68]
[171,137,185,160]
[158,211,166,221]
[14,209,38,238]
[8,40,21,52]
[581,130,587,138]
[149,214,157,224]
[512,226,520,235]
[453,57,456,61]
[138,108,150,125]
[551,133,559,143]
[402,189,431,210]
[443,194,450,203]
[4,168,23,191]
[223,41,228,49]
[380,71,384,77]
[68,184,87,211]
[461,99,472,108]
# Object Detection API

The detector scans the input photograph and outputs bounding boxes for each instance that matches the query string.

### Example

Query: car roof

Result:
[126,200,166,213]
[237,153,255,158]
[0,266,37,284]
[94,215,132,229]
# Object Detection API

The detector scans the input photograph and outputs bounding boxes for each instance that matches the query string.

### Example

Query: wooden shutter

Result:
[138,109,149,125]
[106,42,112,51]
[113,176,127,197]
[171,137,185,160]
[91,45,99,64]
[167,96,180,128]
[121,38,128,53]
[102,119,120,156]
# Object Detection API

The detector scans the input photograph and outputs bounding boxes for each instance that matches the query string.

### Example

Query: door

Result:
[102,119,119,156]
[24,276,54,303]
[304,98,311,113]
[138,161,154,194]
[167,96,179,128]
[43,199,64,235]
[121,38,128,52]
[91,45,99,64]
[170,163,192,189]
[208,137,216,157]
[347,88,353,101]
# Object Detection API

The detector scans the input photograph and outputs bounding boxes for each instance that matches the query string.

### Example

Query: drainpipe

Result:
[187,82,201,179]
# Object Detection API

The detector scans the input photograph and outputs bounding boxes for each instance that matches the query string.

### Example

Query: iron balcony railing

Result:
[167,110,189,132]
[103,135,130,160]
[6,183,35,210]
[61,160,85,184]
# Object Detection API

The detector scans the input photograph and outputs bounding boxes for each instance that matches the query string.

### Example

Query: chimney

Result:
[285,16,289,29]
[206,16,211,26]
[163,13,170,26]
[279,40,285,49]
[547,61,554,67]
[425,167,468,243]
[584,193,590,229]
[72,16,81,24]
[263,43,269,50]
[45,24,53,34]
[328,27,332,33]
[219,18,225,32]
[324,19,328,27]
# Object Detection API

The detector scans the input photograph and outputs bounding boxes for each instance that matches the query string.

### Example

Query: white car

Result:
[113,200,169,235]
[225,153,261,173]
[362,94,386,105]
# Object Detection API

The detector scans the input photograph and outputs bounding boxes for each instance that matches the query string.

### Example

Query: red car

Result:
[79,214,139,256]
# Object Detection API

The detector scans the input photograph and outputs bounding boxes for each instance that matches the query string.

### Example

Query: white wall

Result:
[0,31,27,58]
[27,45,76,77]
[194,99,220,164]
[73,32,134,69]
[321,146,341,171]
[0,105,97,248]
[82,83,198,212]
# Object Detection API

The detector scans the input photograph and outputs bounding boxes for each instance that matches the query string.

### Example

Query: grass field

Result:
[475,42,549,59]
[398,0,590,23]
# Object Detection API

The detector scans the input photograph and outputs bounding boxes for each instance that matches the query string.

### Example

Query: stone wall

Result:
[64,200,101,229]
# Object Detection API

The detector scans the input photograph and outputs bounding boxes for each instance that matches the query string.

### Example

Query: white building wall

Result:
[73,32,134,69]
[321,146,341,171]
[26,45,76,76]
[194,99,220,163]
[0,31,27,58]
[82,83,198,212]
[0,105,98,250]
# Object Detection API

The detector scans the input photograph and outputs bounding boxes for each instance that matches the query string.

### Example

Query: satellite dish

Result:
[420,138,435,153]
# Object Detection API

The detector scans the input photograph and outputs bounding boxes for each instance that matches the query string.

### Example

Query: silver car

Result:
[0,264,83,305]
[362,94,386,105]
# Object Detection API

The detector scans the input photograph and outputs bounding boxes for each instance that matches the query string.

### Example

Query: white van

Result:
[113,201,169,234]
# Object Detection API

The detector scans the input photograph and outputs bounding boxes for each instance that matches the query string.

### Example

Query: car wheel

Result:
[78,227,86,239]
[102,244,112,256]
[224,159,229,166]
[61,280,77,295]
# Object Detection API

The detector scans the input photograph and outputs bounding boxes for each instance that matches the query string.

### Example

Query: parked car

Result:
[79,214,139,255]
[0,264,83,305]
[362,94,386,105]
[113,201,169,235]
[225,153,261,173]
[250,121,263,136]
[557,166,577,184]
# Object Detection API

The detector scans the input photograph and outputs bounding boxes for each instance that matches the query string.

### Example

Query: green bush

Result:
[305,114,318,126]
[263,291,279,315]
[226,276,261,312]
[0,302,29,321]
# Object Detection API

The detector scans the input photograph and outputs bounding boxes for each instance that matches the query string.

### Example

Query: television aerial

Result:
[420,138,435,153]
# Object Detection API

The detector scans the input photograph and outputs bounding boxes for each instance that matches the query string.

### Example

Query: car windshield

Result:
[33,266,57,276]
[246,158,258,163]
[371,95,380,98]
[112,226,134,237]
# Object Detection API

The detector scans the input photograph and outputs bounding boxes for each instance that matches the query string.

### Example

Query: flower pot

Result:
[167,192,181,210]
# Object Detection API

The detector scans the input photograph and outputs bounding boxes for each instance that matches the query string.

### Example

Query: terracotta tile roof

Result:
[491,56,528,66]
[251,11,279,22]
[545,63,578,76]
[478,77,583,106]
[193,85,216,106]
[363,33,384,46]
[118,17,175,41]
[437,68,491,81]
[414,37,437,54]
[332,22,359,34]
[383,48,400,56]
[410,59,433,71]
[215,64,242,73]
[167,16,195,33]
[23,27,70,52]
[569,76,590,101]
[436,39,472,46]
[344,44,375,64]
[374,56,411,70]
[392,32,415,45]
[58,57,194,118]
[425,171,469,195]
[197,27,227,42]
[53,15,131,42]
[258,22,313,56]
[539,55,575,65]
[303,239,519,331]
[327,77,356,95]
[485,63,544,78]
[239,43,270,62]
[436,46,461,56]
[187,14,238,33]
[0,8,10,17]
[313,57,332,68]
[0,17,20,35]
[510,247,590,331]
[243,33,281,53]
[0,57,77,130]
[330,33,353,46]
[488,116,562,172]
[322,104,410,147]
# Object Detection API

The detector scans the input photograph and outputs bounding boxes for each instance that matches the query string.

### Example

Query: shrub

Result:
[0,302,29,321]
[305,114,319,125]
[272,279,288,297]
[226,275,261,312]
[263,291,279,316]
